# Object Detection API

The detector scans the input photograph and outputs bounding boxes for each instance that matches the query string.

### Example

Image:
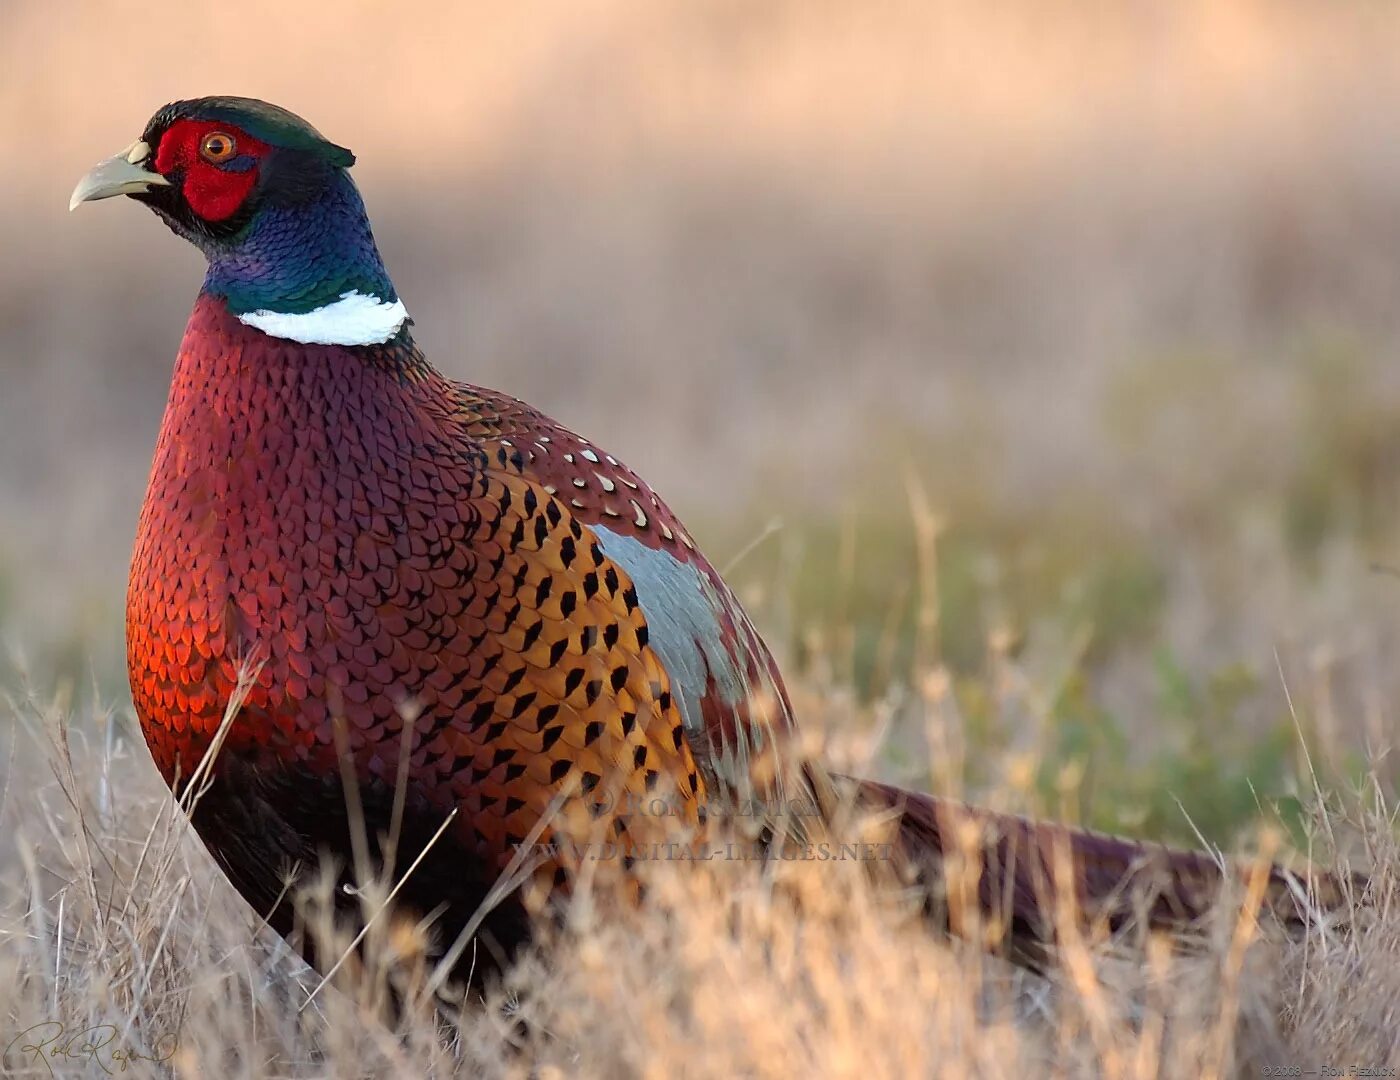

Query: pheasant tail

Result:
[844,776,1360,968]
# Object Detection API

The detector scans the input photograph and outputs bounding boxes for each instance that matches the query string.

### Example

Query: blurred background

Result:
[4,0,1400,845]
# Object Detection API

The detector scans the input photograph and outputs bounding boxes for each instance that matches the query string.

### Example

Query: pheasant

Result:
[71,97,1353,992]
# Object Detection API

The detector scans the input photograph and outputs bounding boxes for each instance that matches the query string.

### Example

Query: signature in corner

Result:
[4,1020,179,1077]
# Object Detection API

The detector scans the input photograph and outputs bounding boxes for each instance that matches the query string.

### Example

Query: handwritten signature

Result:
[3,1021,178,1077]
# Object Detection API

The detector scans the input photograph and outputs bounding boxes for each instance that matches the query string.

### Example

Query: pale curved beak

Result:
[69,140,170,211]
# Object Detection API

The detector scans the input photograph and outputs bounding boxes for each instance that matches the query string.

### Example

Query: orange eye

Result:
[199,132,237,164]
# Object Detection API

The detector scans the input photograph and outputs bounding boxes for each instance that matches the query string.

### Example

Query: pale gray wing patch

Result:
[591,525,780,800]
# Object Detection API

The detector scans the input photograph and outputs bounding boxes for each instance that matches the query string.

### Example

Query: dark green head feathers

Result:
[143,97,356,170]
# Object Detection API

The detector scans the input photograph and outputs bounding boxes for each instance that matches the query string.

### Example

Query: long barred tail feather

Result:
[837,775,1365,971]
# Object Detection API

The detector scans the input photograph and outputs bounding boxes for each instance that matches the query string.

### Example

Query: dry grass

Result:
[0,656,1393,1079]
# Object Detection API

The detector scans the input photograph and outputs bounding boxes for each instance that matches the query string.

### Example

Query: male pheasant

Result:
[72,97,1351,991]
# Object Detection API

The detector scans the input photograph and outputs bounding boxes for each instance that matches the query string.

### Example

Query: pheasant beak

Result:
[69,140,170,211]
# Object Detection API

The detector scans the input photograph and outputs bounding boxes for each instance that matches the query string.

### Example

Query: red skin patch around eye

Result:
[155,119,270,222]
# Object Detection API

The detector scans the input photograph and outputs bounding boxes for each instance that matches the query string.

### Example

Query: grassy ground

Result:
[0,651,1392,1078]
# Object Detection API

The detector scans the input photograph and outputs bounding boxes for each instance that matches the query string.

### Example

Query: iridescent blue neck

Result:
[201,171,397,318]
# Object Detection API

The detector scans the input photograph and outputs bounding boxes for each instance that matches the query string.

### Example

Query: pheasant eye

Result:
[199,132,237,164]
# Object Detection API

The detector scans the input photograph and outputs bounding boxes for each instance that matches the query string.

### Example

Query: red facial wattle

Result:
[155,119,269,222]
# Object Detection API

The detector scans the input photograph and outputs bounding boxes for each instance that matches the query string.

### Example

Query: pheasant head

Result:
[70,96,406,345]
